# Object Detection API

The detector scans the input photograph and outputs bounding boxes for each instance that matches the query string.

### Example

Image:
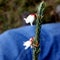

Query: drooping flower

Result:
[23,37,34,49]
[24,14,36,26]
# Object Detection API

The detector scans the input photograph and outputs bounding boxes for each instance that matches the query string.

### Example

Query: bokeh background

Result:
[0,0,60,33]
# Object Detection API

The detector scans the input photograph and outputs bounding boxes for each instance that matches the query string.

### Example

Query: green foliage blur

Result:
[0,0,41,33]
[0,0,60,33]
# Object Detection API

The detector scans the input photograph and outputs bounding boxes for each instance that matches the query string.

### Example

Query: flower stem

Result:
[32,1,46,60]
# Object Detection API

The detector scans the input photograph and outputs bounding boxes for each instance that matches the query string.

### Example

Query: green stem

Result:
[32,1,46,60]
[33,15,42,60]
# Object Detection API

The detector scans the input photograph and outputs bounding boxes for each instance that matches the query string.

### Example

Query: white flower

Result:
[23,37,34,50]
[24,14,36,26]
